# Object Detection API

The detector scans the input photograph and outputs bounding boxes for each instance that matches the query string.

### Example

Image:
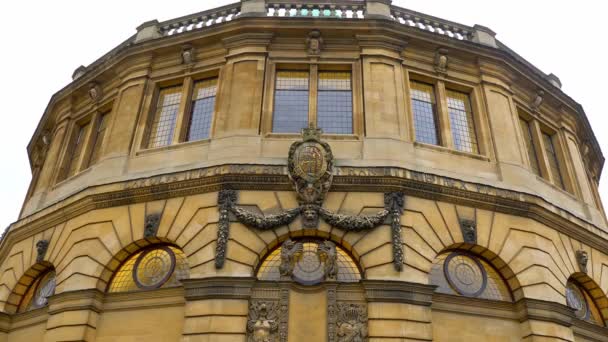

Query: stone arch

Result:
[430,243,523,301]
[569,272,608,325]
[253,230,365,281]
[5,261,54,314]
[96,237,187,292]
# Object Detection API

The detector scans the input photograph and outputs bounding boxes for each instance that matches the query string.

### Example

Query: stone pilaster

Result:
[517,299,576,342]
[43,289,103,342]
[181,277,254,342]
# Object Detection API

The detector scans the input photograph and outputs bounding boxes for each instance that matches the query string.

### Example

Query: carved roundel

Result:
[132,246,176,290]
[293,142,328,183]
[444,252,488,297]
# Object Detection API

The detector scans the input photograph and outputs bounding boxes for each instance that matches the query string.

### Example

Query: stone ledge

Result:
[362,280,435,306]
[183,277,256,301]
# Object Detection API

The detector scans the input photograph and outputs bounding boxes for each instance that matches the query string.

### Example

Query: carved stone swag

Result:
[215,126,406,272]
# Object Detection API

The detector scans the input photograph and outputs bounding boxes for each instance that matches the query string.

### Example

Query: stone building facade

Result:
[2,0,608,341]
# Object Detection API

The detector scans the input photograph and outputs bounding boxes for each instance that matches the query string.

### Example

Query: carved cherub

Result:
[317,240,338,280]
[279,239,303,277]
[247,302,278,342]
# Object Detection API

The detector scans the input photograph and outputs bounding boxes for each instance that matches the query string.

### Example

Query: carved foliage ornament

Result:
[215,128,405,272]
[144,213,161,238]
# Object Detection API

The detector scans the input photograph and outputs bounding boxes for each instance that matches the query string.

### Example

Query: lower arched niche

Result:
[249,236,367,342]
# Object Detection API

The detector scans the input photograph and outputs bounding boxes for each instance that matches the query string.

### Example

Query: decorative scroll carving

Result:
[576,250,588,273]
[215,189,237,269]
[459,218,477,244]
[279,239,303,278]
[144,213,161,238]
[36,240,49,263]
[279,288,289,342]
[247,301,279,342]
[318,207,389,231]
[434,48,449,74]
[385,192,405,271]
[327,284,338,342]
[306,29,323,55]
[231,206,301,230]
[214,129,406,272]
[336,303,368,342]
[317,241,338,281]
[288,125,334,228]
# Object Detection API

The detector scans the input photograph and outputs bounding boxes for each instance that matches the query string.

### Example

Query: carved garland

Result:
[215,127,406,272]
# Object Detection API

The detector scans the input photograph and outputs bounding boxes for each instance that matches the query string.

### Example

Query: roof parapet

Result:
[240,0,266,17]
[546,73,562,89]
[472,24,497,48]
[365,0,393,20]
[71,65,87,81]
[135,20,162,44]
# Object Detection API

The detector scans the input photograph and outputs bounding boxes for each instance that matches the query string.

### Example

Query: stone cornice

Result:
[515,298,575,327]
[47,288,104,315]
[4,164,608,266]
[572,319,608,342]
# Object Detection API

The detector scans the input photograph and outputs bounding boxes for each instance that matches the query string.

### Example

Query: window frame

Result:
[406,73,487,157]
[516,107,576,195]
[54,101,114,184]
[140,70,221,152]
[262,60,362,138]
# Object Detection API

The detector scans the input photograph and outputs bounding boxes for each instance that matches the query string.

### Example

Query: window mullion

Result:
[435,81,453,148]
[309,64,318,129]
[531,120,553,182]
[173,77,193,144]
[80,112,100,170]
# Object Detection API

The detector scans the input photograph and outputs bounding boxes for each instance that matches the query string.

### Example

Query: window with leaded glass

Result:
[317,71,353,134]
[447,90,478,153]
[187,78,217,141]
[87,112,110,166]
[272,71,310,133]
[108,245,189,293]
[566,280,605,326]
[410,81,439,145]
[542,132,565,189]
[18,269,56,313]
[429,251,512,301]
[148,86,182,148]
[64,122,90,179]
[518,117,541,176]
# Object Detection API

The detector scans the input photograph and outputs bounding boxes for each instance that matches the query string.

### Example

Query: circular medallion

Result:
[566,283,589,320]
[444,252,487,297]
[293,142,327,182]
[133,246,176,290]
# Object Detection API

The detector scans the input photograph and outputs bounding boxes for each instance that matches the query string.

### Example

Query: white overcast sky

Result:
[0,1,606,230]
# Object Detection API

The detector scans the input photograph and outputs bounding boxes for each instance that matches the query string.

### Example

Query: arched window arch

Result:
[429,250,512,302]
[107,244,189,293]
[256,238,362,285]
[566,278,605,326]
[18,268,56,313]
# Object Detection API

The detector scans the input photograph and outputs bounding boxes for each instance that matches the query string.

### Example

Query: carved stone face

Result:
[301,205,319,228]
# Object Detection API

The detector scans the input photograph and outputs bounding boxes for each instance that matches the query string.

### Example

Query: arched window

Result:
[566,280,604,326]
[18,269,56,312]
[108,245,189,293]
[429,251,512,301]
[257,239,361,284]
